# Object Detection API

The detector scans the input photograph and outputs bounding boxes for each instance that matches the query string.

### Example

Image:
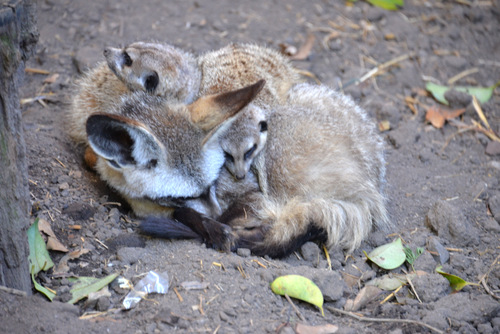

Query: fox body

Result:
[87,81,389,257]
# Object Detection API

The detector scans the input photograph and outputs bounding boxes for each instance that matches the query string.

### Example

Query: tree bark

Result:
[0,0,38,293]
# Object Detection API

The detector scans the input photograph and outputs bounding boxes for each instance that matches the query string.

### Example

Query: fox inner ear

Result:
[188,79,266,132]
[86,114,161,169]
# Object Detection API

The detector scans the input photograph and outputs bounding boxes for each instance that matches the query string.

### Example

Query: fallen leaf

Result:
[296,323,339,334]
[366,274,406,291]
[54,248,90,274]
[271,275,324,316]
[345,285,382,311]
[364,238,406,270]
[28,218,54,275]
[43,73,59,84]
[290,34,316,60]
[27,219,56,300]
[68,273,119,304]
[38,218,68,252]
[425,106,465,129]
[367,0,404,10]
[426,80,500,105]
[435,266,480,292]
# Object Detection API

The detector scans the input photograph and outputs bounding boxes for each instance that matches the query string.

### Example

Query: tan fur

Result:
[229,83,389,252]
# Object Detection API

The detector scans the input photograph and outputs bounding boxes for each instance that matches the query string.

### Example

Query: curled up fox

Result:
[71,41,390,258]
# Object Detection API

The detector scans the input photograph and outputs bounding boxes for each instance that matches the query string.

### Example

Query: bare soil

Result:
[2,0,500,333]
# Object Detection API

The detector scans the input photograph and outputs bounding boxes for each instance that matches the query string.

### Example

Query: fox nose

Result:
[103,48,110,57]
[235,173,246,180]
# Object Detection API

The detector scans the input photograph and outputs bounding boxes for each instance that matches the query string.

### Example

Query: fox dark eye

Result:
[259,121,268,132]
[244,144,257,160]
[123,52,133,66]
[145,72,159,92]
[224,151,234,163]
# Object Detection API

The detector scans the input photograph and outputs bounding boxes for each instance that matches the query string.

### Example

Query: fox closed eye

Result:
[244,144,257,160]
[224,151,234,162]
[123,52,133,67]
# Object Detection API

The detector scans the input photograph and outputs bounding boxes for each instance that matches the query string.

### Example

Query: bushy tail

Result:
[140,216,200,240]
[239,194,389,257]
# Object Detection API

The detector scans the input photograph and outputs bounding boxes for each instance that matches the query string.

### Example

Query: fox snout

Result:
[235,172,246,180]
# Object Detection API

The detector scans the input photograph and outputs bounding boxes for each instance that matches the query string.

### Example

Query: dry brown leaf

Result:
[425,107,465,128]
[54,248,90,274]
[290,33,316,60]
[296,323,339,334]
[38,218,68,252]
[43,73,59,84]
[425,107,445,128]
[346,285,382,312]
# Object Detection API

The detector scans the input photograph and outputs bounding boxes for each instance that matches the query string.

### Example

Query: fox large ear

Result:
[86,113,161,169]
[188,79,265,132]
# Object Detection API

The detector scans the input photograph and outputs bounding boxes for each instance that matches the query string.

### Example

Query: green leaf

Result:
[425,80,500,105]
[435,266,480,292]
[364,238,406,270]
[31,271,55,301]
[366,274,406,290]
[68,273,119,304]
[367,0,404,10]
[27,218,54,275]
[271,275,324,316]
[404,246,424,265]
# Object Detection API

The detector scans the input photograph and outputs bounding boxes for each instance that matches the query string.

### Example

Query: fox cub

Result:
[86,80,389,257]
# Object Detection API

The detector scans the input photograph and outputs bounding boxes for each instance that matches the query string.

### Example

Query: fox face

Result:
[220,105,268,180]
[86,80,265,210]
[103,42,200,103]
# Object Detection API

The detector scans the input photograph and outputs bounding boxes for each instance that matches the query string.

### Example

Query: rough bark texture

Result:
[0,0,38,293]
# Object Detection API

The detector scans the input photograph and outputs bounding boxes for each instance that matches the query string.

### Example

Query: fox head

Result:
[86,80,265,208]
[103,41,201,103]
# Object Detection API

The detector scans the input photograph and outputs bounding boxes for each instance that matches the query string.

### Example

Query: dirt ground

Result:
[2,0,499,333]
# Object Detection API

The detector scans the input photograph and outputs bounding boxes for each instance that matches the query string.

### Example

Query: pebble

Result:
[62,202,96,221]
[236,248,251,257]
[485,141,500,156]
[426,237,450,264]
[314,270,346,302]
[425,200,479,246]
[445,56,468,71]
[412,273,449,303]
[300,241,320,263]
[488,194,500,223]
[116,247,147,265]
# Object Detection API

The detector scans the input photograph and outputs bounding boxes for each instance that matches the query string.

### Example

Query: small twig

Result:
[173,287,183,302]
[478,254,500,300]
[447,68,479,85]
[284,294,306,322]
[406,276,422,303]
[94,238,109,250]
[54,157,66,168]
[198,295,205,315]
[0,285,28,297]
[101,202,122,207]
[326,306,444,334]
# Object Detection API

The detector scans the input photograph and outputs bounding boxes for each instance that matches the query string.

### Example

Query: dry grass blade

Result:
[284,294,306,322]
[290,33,316,60]
[447,68,478,85]
[478,254,500,300]
[327,307,444,334]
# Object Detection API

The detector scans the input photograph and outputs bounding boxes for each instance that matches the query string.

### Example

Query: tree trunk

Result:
[0,0,38,293]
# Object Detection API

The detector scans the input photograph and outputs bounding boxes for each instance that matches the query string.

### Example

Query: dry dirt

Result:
[2,0,500,333]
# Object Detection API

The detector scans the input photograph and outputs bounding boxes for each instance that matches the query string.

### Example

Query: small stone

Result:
[59,182,69,190]
[96,296,110,311]
[485,141,500,156]
[443,89,472,109]
[62,202,95,221]
[412,273,449,303]
[425,200,479,246]
[427,237,450,264]
[314,271,346,302]
[488,194,500,223]
[236,248,251,257]
[300,241,320,262]
[116,247,146,265]
[413,250,437,272]
[445,56,468,71]
[107,207,121,225]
